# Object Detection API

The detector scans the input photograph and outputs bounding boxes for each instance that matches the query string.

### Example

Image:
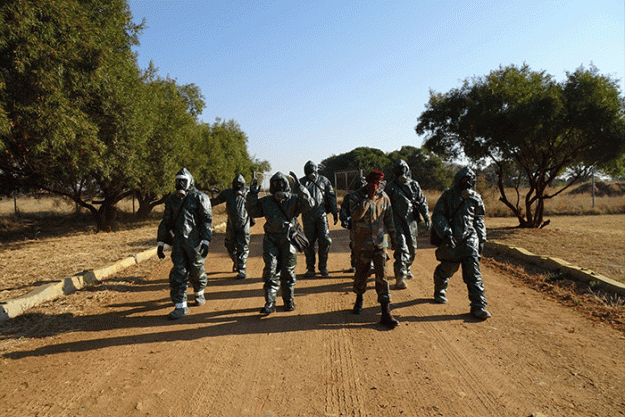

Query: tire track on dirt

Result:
[181,272,274,416]
[387,262,505,416]
[322,279,369,417]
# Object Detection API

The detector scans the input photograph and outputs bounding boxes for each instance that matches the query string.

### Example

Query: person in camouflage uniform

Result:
[157,168,213,320]
[431,166,491,320]
[385,159,431,290]
[349,170,399,328]
[339,176,366,273]
[211,174,254,279]
[299,161,338,277]
[246,171,314,314]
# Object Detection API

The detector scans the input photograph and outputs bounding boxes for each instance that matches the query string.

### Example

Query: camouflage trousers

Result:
[353,248,391,304]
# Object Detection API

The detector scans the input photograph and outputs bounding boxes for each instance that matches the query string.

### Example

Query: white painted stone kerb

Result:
[0,248,158,323]
[486,241,625,297]
[0,222,228,323]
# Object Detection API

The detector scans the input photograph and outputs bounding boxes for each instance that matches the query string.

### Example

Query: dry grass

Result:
[485,215,625,283]
[0,196,228,302]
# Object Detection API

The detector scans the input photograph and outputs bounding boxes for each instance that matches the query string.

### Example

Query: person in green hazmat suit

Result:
[299,161,338,277]
[246,171,314,314]
[431,166,491,320]
[339,176,366,273]
[385,159,431,290]
[211,174,254,279]
[157,168,213,320]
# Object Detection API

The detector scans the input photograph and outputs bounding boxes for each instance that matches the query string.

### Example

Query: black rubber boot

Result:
[260,302,276,315]
[353,294,363,315]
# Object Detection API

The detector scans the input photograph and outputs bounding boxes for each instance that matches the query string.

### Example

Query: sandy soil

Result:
[1,221,625,417]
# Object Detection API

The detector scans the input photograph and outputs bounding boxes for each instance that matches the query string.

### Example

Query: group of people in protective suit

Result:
[156,162,491,326]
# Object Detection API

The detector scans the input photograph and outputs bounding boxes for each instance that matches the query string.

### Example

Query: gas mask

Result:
[271,178,290,201]
[304,161,318,182]
[459,175,475,190]
[233,181,245,196]
[274,191,290,201]
[394,160,410,184]
[175,178,189,198]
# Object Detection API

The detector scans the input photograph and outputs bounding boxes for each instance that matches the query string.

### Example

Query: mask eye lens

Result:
[176,179,188,189]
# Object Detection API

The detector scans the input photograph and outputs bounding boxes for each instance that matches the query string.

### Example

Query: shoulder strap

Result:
[393,181,415,202]
[270,196,293,224]
[173,194,189,222]
[448,198,465,223]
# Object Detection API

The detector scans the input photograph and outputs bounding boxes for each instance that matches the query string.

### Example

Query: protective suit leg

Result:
[317,215,332,274]
[185,244,207,294]
[234,228,250,275]
[461,256,487,310]
[303,217,319,273]
[224,225,237,272]
[433,260,460,303]
[169,245,190,305]
[393,226,409,289]
[405,221,419,279]
[262,238,281,306]
[393,226,409,277]
[279,241,298,305]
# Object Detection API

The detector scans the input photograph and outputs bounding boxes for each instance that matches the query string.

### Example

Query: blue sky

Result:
[128,0,624,180]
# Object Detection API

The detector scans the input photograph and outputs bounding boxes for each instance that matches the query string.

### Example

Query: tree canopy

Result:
[416,64,625,227]
[319,146,453,190]
[0,0,269,230]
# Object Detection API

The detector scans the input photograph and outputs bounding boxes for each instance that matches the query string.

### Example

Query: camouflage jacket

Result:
[349,187,397,251]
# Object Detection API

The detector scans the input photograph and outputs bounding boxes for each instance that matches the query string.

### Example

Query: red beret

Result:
[365,170,384,182]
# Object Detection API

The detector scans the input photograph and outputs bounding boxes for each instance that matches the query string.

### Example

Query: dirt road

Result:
[1,222,624,417]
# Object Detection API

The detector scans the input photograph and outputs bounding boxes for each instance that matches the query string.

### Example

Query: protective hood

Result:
[304,160,318,177]
[354,176,366,190]
[453,166,475,189]
[393,159,410,177]
[269,172,291,194]
[232,174,245,188]
[175,168,194,190]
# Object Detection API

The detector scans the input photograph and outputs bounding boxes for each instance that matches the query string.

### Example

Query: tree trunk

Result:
[95,202,118,232]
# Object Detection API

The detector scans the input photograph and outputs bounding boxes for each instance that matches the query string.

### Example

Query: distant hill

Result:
[568,181,625,197]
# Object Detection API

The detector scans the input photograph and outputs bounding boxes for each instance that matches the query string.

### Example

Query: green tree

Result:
[320,147,390,187]
[0,0,109,192]
[133,67,205,218]
[190,119,269,191]
[387,145,454,190]
[0,0,147,230]
[416,64,625,227]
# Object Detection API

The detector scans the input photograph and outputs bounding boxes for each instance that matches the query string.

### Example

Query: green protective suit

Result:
[246,172,314,305]
[299,161,338,274]
[157,168,213,305]
[211,174,252,276]
[431,167,487,310]
[385,160,430,280]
